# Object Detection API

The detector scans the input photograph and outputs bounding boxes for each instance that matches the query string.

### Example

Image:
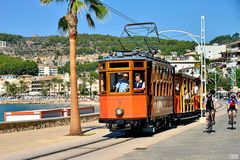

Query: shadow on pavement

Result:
[227,126,236,130]
[203,129,216,134]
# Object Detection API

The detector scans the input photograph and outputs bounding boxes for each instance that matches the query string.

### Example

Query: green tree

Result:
[51,78,59,98]
[0,54,38,75]
[232,33,240,42]
[40,81,48,97]
[3,81,10,97]
[65,81,70,99]
[87,71,98,100]
[210,35,232,45]
[19,80,28,99]
[47,81,52,98]
[236,68,240,88]
[40,0,108,136]
[218,76,231,91]
[9,83,18,98]
[79,75,88,96]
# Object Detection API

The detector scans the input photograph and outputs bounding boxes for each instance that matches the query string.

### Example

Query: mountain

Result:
[0,33,196,58]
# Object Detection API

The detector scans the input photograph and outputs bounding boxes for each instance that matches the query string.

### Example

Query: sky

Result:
[0,0,240,42]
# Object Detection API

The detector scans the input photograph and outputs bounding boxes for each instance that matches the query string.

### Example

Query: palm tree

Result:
[47,81,52,98]
[9,83,18,98]
[51,77,59,98]
[55,78,64,98]
[19,80,28,99]
[40,0,108,135]
[65,81,70,99]
[3,81,10,97]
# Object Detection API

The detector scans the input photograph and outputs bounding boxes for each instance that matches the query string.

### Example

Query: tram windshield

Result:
[110,72,130,93]
[109,71,146,94]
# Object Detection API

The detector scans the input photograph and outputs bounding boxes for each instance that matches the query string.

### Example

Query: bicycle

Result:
[207,111,213,132]
[228,109,236,130]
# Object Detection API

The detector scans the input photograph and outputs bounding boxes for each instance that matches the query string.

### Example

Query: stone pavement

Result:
[117,103,239,160]
[0,121,108,158]
[0,99,227,160]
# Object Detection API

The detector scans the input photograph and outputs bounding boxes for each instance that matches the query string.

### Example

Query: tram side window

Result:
[164,69,168,96]
[159,68,163,96]
[133,71,145,93]
[170,73,173,96]
[100,73,106,94]
[110,72,129,93]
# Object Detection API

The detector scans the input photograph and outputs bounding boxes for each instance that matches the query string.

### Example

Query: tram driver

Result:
[115,73,129,92]
[134,73,145,93]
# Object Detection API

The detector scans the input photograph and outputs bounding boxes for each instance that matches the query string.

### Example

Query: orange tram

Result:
[98,51,201,133]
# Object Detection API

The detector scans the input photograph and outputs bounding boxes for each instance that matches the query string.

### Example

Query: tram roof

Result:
[98,50,171,65]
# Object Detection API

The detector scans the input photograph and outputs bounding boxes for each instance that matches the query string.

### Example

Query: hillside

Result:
[0,53,38,75]
[0,33,196,58]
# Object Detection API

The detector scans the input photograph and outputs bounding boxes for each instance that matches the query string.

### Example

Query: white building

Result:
[168,54,198,71]
[0,75,19,95]
[195,44,226,60]
[164,52,200,78]
[38,65,58,76]
[0,41,7,47]
[29,75,65,96]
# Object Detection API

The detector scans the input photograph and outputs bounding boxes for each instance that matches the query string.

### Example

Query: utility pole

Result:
[215,70,217,91]
[200,16,206,119]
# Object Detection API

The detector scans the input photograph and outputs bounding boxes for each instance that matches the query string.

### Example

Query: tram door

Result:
[147,61,152,119]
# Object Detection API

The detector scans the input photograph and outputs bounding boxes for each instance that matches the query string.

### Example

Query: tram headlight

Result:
[115,107,124,116]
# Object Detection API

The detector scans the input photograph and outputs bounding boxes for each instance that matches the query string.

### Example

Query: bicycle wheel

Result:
[231,111,234,129]
[208,113,212,131]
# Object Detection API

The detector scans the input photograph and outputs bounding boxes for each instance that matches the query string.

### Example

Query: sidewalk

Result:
[0,100,226,159]
[0,121,108,157]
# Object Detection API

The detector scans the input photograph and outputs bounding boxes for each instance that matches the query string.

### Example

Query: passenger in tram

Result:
[115,73,129,92]
[133,73,145,93]
[175,83,180,95]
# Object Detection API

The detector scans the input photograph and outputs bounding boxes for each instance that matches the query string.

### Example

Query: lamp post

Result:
[214,70,217,92]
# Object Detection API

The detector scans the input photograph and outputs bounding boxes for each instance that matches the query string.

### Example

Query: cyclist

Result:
[205,93,216,128]
[227,94,238,124]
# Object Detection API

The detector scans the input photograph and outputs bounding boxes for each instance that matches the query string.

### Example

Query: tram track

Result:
[22,100,226,160]
[25,131,134,160]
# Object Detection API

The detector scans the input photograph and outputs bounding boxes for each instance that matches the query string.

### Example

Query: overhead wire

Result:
[100,1,138,23]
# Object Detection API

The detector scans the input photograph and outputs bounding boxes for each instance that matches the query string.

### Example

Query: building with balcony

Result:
[195,44,226,60]
[29,75,65,96]
[38,65,58,76]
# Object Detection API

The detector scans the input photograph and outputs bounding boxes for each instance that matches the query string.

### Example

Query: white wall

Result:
[170,61,197,72]
[195,45,226,60]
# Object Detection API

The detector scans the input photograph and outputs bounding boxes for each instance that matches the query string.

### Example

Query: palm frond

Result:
[84,0,96,6]
[84,0,108,19]
[86,13,95,28]
[40,0,68,5]
[58,16,69,34]
[71,0,86,14]
[89,3,108,19]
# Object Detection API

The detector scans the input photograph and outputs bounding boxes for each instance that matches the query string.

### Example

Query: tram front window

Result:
[100,73,106,94]
[133,71,145,93]
[110,72,129,93]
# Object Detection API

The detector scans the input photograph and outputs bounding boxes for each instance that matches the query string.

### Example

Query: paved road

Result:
[117,109,240,160]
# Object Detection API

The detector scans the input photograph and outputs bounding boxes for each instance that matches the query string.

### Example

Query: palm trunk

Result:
[68,13,82,135]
